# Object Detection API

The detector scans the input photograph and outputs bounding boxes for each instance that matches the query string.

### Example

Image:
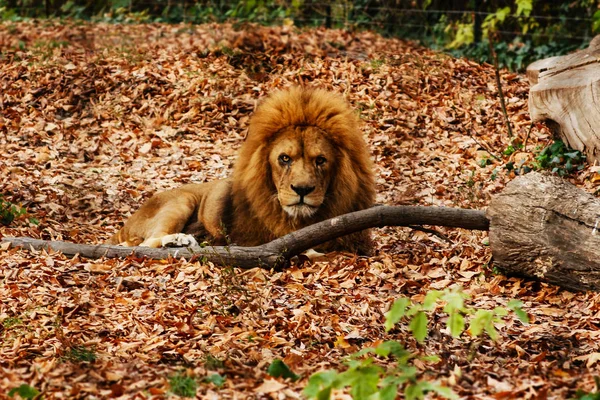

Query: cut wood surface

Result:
[2,205,489,269]
[527,35,600,161]
[487,172,600,291]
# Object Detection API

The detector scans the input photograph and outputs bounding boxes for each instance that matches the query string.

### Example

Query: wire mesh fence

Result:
[1,0,597,70]
[1,0,596,38]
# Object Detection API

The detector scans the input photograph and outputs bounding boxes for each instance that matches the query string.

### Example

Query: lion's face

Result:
[269,126,336,219]
[231,86,375,252]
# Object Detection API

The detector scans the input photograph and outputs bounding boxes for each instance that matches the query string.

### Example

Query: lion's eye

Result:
[279,154,291,164]
[315,156,327,166]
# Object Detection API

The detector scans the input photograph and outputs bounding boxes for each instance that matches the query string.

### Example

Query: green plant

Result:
[8,384,39,400]
[304,341,454,400]
[503,142,522,156]
[1,195,26,225]
[385,286,528,342]
[63,345,97,363]
[534,140,586,176]
[32,39,70,57]
[204,354,225,370]
[369,58,385,71]
[574,376,600,399]
[209,265,253,315]
[0,195,38,226]
[169,372,198,398]
[267,359,300,381]
[594,10,600,33]
[304,286,529,399]
[204,373,226,388]
[436,0,590,72]
[2,317,23,329]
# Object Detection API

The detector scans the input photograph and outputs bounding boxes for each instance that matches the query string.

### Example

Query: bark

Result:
[6,174,600,291]
[2,205,489,269]
[527,35,600,162]
[487,172,600,292]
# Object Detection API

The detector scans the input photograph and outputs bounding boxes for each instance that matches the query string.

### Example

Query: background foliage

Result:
[0,0,597,71]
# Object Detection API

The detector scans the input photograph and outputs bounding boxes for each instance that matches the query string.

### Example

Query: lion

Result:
[107,87,376,254]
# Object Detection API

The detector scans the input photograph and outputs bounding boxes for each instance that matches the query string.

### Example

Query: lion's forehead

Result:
[270,127,335,159]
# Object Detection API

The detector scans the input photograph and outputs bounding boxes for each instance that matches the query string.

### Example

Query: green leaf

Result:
[405,382,425,400]
[376,384,400,400]
[204,373,225,387]
[485,322,499,341]
[420,355,441,363]
[469,309,493,337]
[420,381,460,399]
[515,0,533,16]
[168,373,198,398]
[577,393,600,400]
[495,7,511,23]
[507,299,529,323]
[375,341,411,360]
[8,384,40,400]
[303,371,337,399]
[353,346,377,358]
[347,366,381,399]
[422,290,443,311]
[503,145,515,156]
[267,359,300,381]
[447,312,465,338]
[442,289,467,314]
[409,311,428,343]
[493,307,508,317]
[594,18,600,33]
[566,160,574,171]
[384,297,410,331]
[507,299,523,309]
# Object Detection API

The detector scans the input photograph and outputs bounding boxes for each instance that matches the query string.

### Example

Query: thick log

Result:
[487,172,600,291]
[527,35,600,161]
[1,205,489,269]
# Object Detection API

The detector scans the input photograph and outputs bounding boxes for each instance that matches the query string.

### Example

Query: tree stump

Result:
[487,172,600,291]
[527,35,600,162]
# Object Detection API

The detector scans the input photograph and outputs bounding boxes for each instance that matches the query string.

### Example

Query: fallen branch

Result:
[2,205,489,269]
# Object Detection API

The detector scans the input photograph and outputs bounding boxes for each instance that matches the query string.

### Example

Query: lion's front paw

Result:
[160,233,199,248]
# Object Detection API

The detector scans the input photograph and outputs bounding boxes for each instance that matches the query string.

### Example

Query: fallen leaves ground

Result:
[1,20,600,399]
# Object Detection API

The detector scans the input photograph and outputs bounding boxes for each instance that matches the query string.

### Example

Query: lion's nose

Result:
[291,185,315,197]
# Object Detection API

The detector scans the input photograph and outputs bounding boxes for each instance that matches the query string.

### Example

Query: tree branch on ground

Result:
[2,205,489,269]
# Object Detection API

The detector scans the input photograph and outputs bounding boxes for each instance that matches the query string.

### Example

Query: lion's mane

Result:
[229,87,376,253]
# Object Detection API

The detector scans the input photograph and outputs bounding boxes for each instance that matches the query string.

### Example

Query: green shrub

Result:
[168,372,198,398]
[0,195,38,226]
[8,384,40,400]
[0,195,26,225]
[534,140,586,176]
[304,286,528,400]
[63,345,97,363]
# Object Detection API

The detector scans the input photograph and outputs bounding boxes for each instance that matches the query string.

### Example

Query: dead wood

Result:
[2,205,489,269]
[5,172,600,290]
[487,172,600,292]
[527,35,600,161]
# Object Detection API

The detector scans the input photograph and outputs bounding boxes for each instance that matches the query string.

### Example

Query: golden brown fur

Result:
[108,87,375,254]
